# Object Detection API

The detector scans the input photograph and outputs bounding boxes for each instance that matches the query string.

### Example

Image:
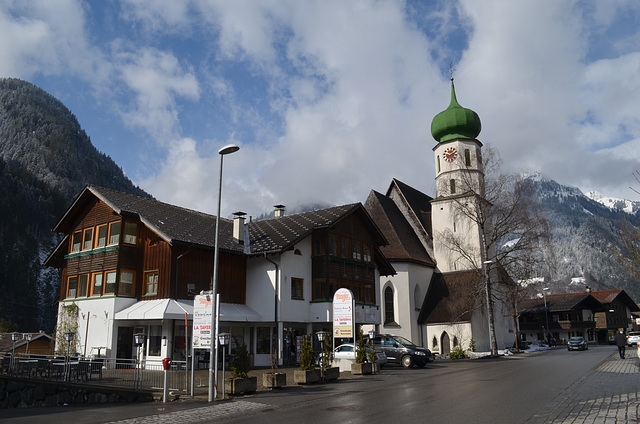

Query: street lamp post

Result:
[64,332,75,381]
[134,333,146,390]
[316,331,327,382]
[209,143,240,402]
[218,333,230,399]
[543,288,550,345]
[25,333,32,357]
[483,260,495,357]
[368,330,376,373]
[10,332,20,373]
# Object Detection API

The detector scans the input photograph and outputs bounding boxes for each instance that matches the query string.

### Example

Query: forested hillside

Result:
[528,175,640,299]
[0,78,149,332]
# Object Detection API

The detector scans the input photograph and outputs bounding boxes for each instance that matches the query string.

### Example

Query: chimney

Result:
[233,211,246,244]
[274,204,286,218]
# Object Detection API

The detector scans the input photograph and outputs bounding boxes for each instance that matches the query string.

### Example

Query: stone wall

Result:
[0,376,154,408]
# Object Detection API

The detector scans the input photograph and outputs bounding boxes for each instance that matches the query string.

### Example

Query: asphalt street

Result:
[1,345,636,424]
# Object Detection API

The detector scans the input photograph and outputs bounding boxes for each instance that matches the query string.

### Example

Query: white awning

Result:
[114,299,263,322]
[114,299,192,321]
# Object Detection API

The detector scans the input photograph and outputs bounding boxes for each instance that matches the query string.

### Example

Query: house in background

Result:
[518,289,639,345]
[44,186,392,366]
[0,332,52,355]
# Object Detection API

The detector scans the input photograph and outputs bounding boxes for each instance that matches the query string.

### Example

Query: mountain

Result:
[0,78,150,333]
[526,174,640,300]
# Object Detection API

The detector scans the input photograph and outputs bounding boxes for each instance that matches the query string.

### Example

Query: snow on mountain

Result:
[585,191,640,214]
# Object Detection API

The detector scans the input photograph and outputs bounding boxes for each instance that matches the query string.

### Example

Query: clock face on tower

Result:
[443,147,458,162]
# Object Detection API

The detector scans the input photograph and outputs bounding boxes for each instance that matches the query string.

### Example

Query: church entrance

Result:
[440,332,451,355]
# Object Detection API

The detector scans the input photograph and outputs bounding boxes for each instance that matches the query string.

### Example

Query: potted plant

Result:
[322,333,339,381]
[263,340,286,389]
[351,328,372,375]
[225,338,257,395]
[294,334,320,384]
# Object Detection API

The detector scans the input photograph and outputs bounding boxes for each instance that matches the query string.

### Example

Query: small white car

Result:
[317,343,387,367]
[627,331,640,346]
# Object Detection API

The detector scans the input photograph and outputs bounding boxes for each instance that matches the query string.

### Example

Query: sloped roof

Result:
[520,293,605,314]
[48,185,390,261]
[0,332,51,352]
[588,289,640,311]
[364,190,434,266]
[418,270,480,324]
[247,203,387,254]
[386,178,433,239]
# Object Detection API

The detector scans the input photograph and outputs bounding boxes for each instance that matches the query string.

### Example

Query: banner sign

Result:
[333,288,354,338]
[193,294,213,349]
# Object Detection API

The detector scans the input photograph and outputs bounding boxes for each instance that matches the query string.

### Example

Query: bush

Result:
[449,346,466,360]
[230,338,250,378]
[356,328,367,363]
[299,334,315,371]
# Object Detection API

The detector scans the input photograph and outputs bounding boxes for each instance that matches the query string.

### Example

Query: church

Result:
[365,78,513,354]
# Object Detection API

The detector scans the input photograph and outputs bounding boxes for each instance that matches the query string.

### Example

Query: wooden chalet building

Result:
[519,289,639,345]
[45,185,393,366]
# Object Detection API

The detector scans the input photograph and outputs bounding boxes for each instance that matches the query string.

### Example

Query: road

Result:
[0,345,628,424]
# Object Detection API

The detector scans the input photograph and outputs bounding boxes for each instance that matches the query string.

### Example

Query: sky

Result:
[1,0,640,218]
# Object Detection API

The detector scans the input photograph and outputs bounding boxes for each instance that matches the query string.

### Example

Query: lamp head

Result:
[219,144,240,155]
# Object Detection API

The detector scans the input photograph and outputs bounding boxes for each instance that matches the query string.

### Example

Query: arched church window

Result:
[453,336,459,347]
[384,286,395,325]
[450,179,456,194]
[437,155,441,173]
[413,285,422,310]
[465,149,471,167]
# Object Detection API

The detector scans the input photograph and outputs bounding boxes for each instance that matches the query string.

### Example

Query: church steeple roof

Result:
[430,79,481,143]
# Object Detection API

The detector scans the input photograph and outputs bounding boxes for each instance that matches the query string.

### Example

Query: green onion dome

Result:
[431,79,481,142]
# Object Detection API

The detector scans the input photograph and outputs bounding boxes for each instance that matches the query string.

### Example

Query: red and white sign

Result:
[333,288,354,338]
[193,295,213,349]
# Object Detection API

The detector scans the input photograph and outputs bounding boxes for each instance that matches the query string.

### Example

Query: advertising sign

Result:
[333,288,354,338]
[193,294,213,349]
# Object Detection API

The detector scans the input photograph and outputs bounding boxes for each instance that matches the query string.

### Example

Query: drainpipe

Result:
[264,253,280,366]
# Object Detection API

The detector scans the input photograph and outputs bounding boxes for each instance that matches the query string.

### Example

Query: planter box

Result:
[225,376,257,395]
[324,366,340,381]
[351,362,372,375]
[263,372,287,389]
[294,368,320,384]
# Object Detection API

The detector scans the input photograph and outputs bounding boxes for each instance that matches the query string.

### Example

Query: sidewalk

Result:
[524,348,640,423]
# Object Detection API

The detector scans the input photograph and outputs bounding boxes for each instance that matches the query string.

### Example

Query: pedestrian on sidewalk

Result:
[614,330,626,359]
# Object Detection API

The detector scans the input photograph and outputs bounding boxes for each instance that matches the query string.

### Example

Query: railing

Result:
[0,353,188,393]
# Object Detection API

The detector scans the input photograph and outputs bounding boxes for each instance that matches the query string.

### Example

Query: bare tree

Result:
[437,145,551,355]
[616,170,640,280]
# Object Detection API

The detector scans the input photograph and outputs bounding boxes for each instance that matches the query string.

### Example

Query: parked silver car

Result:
[317,343,387,367]
[626,331,640,346]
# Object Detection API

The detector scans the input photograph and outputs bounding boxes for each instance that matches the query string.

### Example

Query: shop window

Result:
[104,271,117,294]
[291,278,303,300]
[148,325,162,356]
[96,225,107,248]
[144,271,158,295]
[257,327,271,354]
[119,270,135,296]
[91,272,103,296]
[109,222,121,245]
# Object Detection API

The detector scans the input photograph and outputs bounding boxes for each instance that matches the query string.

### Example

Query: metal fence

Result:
[0,353,189,393]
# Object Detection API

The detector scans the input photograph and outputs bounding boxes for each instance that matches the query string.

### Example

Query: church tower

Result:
[430,78,485,272]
